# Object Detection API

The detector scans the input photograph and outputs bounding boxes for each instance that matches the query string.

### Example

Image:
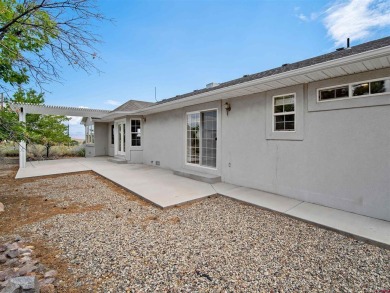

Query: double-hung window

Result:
[85,125,94,144]
[186,110,217,168]
[273,94,295,132]
[131,119,141,146]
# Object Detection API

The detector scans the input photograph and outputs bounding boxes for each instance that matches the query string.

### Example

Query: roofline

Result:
[9,103,110,118]
[102,44,390,117]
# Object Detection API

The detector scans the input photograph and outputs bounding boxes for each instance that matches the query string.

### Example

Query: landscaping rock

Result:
[5,250,19,259]
[0,244,7,253]
[2,276,39,293]
[13,236,22,243]
[0,202,4,213]
[40,278,54,285]
[0,270,10,282]
[4,259,18,267]
[0,255,7,264]
[17,249,31,255]
[43,270,57,279]
[40,283,55,293]
[0,280,9,290]
[17,264,37,277]
[6,243,19,252]
[18,257,31,265]
[2,171,389,291]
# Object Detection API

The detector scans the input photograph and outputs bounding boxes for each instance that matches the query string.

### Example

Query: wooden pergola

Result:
[9,103,110,168]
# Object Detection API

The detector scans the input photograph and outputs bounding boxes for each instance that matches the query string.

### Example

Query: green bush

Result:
[0,143,19,157]
[77,147,85,157]
[0,143,86,159]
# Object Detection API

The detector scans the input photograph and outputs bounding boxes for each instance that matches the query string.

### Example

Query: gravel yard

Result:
[0,164,389,292]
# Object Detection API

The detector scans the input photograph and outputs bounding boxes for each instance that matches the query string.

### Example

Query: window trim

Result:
[272,93,296,133]
[85,124,94,145]
[317,76,390,103]
[185,108,218,170]
[130,118,142,147]
[111,124,114,145]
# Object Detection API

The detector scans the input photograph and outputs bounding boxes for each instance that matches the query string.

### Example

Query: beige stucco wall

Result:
[142,69,390,221]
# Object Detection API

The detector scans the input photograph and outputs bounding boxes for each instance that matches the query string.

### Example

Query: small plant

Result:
[77,147,85,157]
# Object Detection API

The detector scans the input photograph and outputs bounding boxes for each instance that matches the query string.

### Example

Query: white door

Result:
[116,120,126,156]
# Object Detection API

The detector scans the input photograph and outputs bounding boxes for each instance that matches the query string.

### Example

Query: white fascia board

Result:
[98,111,133,121]
[118,46,390,116]
[9,103,110,117]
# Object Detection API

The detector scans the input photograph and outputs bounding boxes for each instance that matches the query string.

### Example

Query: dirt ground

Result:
[0,163,145,292]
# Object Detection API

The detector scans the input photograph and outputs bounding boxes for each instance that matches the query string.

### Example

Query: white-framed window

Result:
[318,77,390,102]
[273,93,295,132]
[186,109,217,168]
[131,119,141,146]
[85,125,94,144]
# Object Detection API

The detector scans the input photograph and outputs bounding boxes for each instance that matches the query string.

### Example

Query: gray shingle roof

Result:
[156,36,390,105]
[112,100,155,112]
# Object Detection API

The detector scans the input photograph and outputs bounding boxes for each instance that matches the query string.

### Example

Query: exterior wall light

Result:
[142,116,146,122]
[224,102,231,115]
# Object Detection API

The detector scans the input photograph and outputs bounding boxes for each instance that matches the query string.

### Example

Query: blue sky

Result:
[39,0,390,138]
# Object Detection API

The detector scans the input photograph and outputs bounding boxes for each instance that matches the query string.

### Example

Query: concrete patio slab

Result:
[16,158,91,179]
[213,182,390,248]
[15,157,390,247]
[286,202,390,247]
[219,186,302,213]
[16,157,215,209]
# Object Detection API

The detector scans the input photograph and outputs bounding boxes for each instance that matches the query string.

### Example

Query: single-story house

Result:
[15,37,390,222]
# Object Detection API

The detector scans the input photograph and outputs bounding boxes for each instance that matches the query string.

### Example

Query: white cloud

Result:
[66,106,89,138]
[324,0,390,46]
[68,116,82,126]
[298,13,309,22]
[105,99,121,106]
[295,5,321,22]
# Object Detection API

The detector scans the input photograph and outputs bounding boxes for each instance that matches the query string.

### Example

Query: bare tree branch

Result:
[0,0,110,90]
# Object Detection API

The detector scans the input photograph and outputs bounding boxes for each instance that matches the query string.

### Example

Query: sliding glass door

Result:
[186,110,217,168]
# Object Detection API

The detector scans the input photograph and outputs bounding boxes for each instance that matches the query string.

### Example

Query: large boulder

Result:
[2,276,39,293]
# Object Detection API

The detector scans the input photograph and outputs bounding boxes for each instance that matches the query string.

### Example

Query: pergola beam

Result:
[10,103,110,118]
[8,103,110,168]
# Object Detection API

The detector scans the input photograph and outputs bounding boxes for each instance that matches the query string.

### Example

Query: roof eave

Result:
[130,45,390,115]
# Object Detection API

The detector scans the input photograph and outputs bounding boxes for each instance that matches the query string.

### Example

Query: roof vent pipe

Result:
[347,38,350,49]
[206,82,220,89]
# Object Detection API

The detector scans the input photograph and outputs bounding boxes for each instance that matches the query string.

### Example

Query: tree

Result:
[33,114,70,157]
[0,0,106,91]
[0,104,26,142]
[0,88,71,158]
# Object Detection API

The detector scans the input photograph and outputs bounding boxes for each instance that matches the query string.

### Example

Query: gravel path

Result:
[3,171,390,292]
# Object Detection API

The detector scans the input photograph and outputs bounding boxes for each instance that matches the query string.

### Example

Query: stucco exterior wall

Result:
[94,122,108,156]
[142,69,389,221]
[143,108,183,170]
[85,145,95,157]
[143,101,221,174]
[221,70,390,221]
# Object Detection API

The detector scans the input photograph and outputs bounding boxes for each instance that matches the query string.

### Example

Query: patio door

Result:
[116,120,126,156]
[186,109,217,168]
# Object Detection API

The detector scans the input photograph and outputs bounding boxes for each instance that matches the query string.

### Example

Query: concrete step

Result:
[173,169,221,184]
[108,157,127,164]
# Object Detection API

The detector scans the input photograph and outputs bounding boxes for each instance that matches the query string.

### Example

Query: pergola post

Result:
[18,108,26,168]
